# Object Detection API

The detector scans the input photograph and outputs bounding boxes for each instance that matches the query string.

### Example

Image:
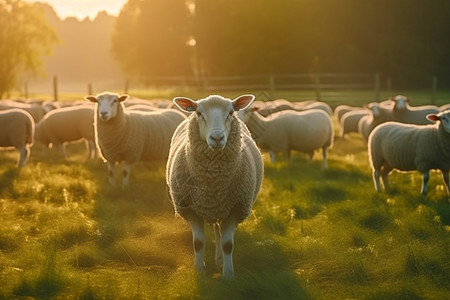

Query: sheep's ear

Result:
[173,97,197,112]
[232,94,255,111]
[85,96,97,103]
[426,114,440,122]
[118,95,129,102]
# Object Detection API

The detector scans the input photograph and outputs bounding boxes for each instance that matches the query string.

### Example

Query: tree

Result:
[0,0,58,98]
[112,0,192,80]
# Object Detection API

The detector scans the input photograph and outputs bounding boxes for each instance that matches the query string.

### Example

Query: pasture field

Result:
[0,90,450,299]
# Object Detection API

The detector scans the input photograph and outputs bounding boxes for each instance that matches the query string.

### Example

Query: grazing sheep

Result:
[86,91,186,187]
[0,109,34,167]
[339,109,370,138]
[368,110,450,195]
[391,95,439,125]
[166,94,263,279]
[35,105,97,160]
[334,104,362,123]
[358,102,394,141]
[293,101,333,116]
[240,108,334,168]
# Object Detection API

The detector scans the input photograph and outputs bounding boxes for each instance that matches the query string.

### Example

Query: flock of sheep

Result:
[1,91,449,279]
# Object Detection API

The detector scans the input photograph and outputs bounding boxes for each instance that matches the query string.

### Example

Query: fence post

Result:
[314,73,321,101]
[88,83,92,96]
[386,76,392,94]
[124,78,129,94]
[374,73,380,101]
[269,75,275,98]
[53,76,58,101]
[431,75,438,104]
[23,82,28,99]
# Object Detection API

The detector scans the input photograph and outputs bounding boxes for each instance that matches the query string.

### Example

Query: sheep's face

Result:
[174,94,255,150]
[391,95,410,111]
[428,111,450,134]
[85,92,129,121]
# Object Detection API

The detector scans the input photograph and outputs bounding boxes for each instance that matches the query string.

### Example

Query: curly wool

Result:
[95,103,185,163]
[168,113,262,223]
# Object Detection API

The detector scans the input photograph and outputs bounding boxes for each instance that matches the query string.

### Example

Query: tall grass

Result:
[0,91,449,299]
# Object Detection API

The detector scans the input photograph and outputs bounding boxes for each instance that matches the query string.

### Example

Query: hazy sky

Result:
[23,0,128,20]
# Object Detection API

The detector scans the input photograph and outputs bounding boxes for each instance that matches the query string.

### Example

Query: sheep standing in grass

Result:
[368,110,450,195]
[0,109,34,167]
[391,95,439,125]
[86,92,186,187]
[240,108,333,167]
[35,105,97,160]
[339,109,370,138]
[358,102,394,141]
[166,94,263,279]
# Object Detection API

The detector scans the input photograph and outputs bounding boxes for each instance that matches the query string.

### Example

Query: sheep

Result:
[34,105,97,160]
[368,110,450,195]
[339,109,370,138]
[293,101,333,116]
[334,104,363,123]
[86,91,186,187]
[0,100,49,122]
[0,109,34,167]
[254,99,332,117]
[391,95,440,125]
[239,107,334,168]
[166,94,263,279]
[358,102,394,141]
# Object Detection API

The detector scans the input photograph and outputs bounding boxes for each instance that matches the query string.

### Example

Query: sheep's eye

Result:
[229,110,234,116]
[196,111,202,117]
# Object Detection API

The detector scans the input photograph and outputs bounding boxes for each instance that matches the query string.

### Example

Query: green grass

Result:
[0,90,450,299]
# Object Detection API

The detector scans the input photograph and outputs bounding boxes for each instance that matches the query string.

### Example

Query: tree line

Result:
[112,0,450,89]
[1,0,450,98]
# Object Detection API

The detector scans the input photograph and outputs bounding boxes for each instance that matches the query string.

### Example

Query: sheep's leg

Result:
[380,166,391,191]
[107,161,116,186]
[441,170,450,195]
[269,151,276,163]
[88,140,97,160]
[214,223,223,267]
[188,214,206,273]
[421,171,430,195]
[57,144,68,160]
[221,216,237,280]
[17,146,29,167]
[373,169,382,192]
[122,163,131,187]
[322,147,328,169]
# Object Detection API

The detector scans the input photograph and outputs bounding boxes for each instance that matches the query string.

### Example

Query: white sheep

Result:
[86,91,186,187]
[391,95,440,125]
[339,109,370,138]
[0,100,49,122]
[368,110,450,195]
[239,108,334,168]
[334,104,362,123]
[0,109,34,167]
[358,102,394,141]
[34,105,97,160]
[166,94,263,279]
[293,101,333,116]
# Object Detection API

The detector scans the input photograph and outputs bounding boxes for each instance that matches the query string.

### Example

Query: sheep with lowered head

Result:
[239,107,333,167]
[368,110,450,195]
[0,109,34,167]
[34,105,97,160]
[86,91,186,187]
[391,95,439,125]
[166,94,263,279]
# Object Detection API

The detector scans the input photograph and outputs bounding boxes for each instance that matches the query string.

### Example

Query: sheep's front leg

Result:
[373,169,382,192]
[221,217,237,280]
[322,147,328,169]
[214,223,223,267]
[107,161,116,186]
[421,171,430,195]
[122,163,131,187]
[188,214,206,274]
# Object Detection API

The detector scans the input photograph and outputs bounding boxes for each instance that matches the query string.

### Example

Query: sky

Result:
[23,0,129,20]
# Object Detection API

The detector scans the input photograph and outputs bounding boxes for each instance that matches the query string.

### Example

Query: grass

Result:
[0,90,450,299]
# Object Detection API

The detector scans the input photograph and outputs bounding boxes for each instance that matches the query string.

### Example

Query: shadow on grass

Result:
[195,230,313,300]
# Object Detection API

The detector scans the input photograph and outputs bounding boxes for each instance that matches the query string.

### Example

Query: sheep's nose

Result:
[211,133,224,143]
